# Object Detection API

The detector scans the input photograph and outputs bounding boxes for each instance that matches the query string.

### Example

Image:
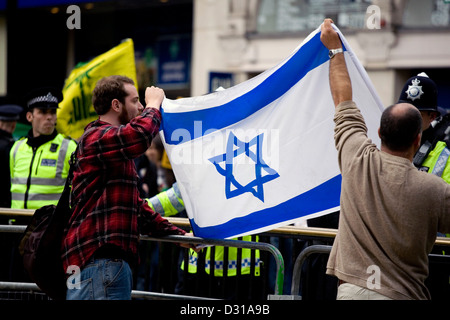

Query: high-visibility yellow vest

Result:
[422,141,450,238]
[147,182,184,217]
[422,141,450,184]
[10,133,77,209]
[184,236,261,277]
[147,184,261,277]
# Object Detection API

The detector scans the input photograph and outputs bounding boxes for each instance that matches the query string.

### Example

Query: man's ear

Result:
[414,132,422,149]
[26,111,33,123]
[430,111,439,122]
[111,99,121,112]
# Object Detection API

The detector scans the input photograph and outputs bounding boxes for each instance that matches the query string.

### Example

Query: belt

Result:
[93,245,128,261]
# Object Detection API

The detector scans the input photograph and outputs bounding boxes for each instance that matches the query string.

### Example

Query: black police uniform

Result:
[0,104,23,208]
[0,104,23,282]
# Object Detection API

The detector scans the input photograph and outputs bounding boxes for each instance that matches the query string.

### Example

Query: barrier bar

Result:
[0,281,40,291]
[0,282,218,300]
[0,225,26,233]
[290,245,332,297]
[141,235,285,296]
[2,208,450,246]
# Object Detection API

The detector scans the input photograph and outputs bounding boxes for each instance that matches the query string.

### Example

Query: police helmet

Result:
[26,87,62,110]
[398,72,438,113]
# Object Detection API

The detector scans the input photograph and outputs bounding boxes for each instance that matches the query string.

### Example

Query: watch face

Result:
[328,51,333,59]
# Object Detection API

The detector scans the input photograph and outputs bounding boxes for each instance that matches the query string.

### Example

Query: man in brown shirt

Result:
[321,19,450,300]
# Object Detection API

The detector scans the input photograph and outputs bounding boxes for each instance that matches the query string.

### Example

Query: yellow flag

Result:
[57,39,137,140]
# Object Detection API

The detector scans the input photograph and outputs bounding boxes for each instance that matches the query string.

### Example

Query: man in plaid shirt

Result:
[62,76,190,300]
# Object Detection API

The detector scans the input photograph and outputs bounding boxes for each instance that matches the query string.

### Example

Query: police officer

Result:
[398,72,450,182]
[9,87,77,209]
[0,103,23,281]
[0,103,23,208]
[399,73,450,297]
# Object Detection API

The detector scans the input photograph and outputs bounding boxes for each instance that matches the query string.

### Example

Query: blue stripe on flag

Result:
[189,174,342,239]
[162,32,344,146]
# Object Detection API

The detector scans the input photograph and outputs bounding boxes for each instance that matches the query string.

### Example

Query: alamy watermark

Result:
[66,265,81,290]
[63,4,384,31]
[366,264,381,290]
[167,124,280,171]
[66,5,81,30]
[366,5,381,30]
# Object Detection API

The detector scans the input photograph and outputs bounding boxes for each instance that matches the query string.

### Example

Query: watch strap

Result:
[329,48,344,59]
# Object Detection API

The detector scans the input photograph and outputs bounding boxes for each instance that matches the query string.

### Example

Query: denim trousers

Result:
[66,258,133,300]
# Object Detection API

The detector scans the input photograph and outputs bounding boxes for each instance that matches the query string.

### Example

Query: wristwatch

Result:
[328,48,343,59]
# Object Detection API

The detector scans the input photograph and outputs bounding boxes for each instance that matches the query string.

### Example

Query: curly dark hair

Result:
[92,75,135,115]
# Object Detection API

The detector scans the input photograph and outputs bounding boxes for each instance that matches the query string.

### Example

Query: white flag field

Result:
[160,24,383,239]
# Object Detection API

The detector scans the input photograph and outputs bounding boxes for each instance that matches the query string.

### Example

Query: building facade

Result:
[192,0,450,108]
[1,0,449,109]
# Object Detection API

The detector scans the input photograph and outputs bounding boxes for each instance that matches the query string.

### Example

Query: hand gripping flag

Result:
[57,39,137,140]
[161,24,383,239]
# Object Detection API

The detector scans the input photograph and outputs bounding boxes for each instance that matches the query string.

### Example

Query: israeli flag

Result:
[160,24,383,239]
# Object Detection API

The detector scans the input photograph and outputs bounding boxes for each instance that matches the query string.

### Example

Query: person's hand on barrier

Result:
[179,232,201,253]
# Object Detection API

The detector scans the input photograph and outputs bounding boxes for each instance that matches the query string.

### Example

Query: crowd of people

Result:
[0,18,449,300]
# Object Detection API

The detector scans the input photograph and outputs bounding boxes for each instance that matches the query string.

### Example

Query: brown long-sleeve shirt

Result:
[326,101,450,300]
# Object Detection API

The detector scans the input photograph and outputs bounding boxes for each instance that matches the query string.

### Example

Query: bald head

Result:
[379,103,422,153]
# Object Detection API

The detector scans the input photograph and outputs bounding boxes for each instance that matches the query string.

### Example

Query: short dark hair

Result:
[92,75,135,115]
[379,104,422,152]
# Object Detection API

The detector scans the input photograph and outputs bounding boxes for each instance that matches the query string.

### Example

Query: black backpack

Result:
[19,152,75,300]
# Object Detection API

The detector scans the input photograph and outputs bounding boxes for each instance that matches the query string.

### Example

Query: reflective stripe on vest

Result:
[422,141,450,183]
[205,256,261,273]
[11,139,25,162]
[187,254,261,273]
[147,182,184,217]
[11,176,67,186]
[431,145,450,177]
[169,183,185,212]
[184,236,261,277]
[11,192,62,202]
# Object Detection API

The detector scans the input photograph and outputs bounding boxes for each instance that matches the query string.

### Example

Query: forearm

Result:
[329,53,352,107]
[320,18,352,107]
[139,200,186,236]
[81,110,160,168]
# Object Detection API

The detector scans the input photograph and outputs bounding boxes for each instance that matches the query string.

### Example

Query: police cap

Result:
[398,72,438,112]
[0,104,23,121]
[26,87,62,110]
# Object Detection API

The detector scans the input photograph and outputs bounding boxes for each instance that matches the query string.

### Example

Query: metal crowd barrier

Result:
[0,281,217,300]
[142,234,285,296]
[290,245,332,298]
[0,222,285,299]
[3,207,450,300]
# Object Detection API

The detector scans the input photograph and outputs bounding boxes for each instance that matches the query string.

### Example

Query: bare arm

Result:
[320,19,352,107]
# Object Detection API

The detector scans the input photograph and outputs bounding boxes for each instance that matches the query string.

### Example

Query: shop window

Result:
[256,0,374,34]
[402,0,450,28]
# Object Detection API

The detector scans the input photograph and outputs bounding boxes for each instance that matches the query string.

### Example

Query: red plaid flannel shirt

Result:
[62,108,185,271]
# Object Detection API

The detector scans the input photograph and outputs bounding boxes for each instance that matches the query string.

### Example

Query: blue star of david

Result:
[208,132,280,202]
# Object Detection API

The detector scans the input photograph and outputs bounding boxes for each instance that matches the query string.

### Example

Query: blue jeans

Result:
[66,258,133,300]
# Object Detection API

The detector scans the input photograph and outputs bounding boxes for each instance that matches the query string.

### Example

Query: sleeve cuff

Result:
[336,100,357,111]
